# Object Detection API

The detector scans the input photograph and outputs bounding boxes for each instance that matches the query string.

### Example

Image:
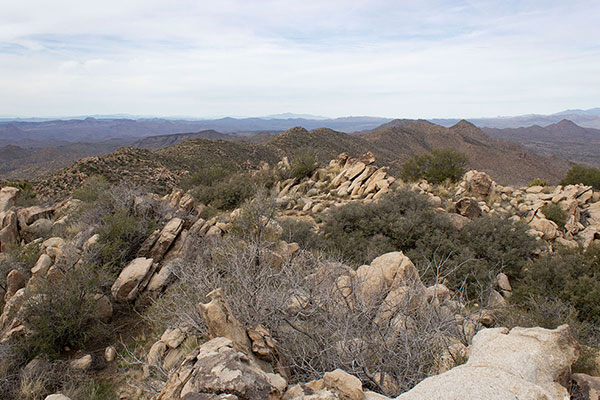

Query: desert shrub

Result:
[193,170,275,211]
[400,149,467,184]
[528,177,549,187]
[73,183,164,273]
[541,203,567,230]
[18,262,108,360]
[96,208,156,273]
[452,215,538,286]
[147,234,460,396]
[179,166,235,190]
[289,150,318,180]
[560,165,600,189]
[72,175,111,203]
[0,353,112,400]
[514,244,600,323]
[321,189,457,266]
[321,191,538,298]
[7,180,38,207]
[279,217,321,250]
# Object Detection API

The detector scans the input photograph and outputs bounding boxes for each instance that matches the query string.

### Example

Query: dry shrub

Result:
[147,237,462,396]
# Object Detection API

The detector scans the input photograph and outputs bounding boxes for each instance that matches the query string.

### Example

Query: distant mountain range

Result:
[2,108,599,182]
[431,108,600,129]
[483,119,600,167]
[29,119,571,199]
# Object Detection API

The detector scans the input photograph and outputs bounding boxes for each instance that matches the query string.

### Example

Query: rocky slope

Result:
[3,151,600,399]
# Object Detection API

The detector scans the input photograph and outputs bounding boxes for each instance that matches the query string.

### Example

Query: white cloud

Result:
[0,0,599,118]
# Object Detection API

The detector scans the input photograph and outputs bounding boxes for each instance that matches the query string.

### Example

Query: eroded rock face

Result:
[454,198,481,219]
[111,257,155,302]
[464,171,495,198]
[156,337,286,400]
[0,186,19,213]
[396,325,580,400]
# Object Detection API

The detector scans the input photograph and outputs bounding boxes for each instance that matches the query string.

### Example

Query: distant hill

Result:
[0,141,125,179]
[31,120,571,199]
[357,120,570,184]
[132,130,237,151]
[431,108,600,129]
[0,116,392,148]
[483,119,600,167]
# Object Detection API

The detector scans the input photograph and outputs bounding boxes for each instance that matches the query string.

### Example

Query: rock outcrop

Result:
[156,337,286,400]
[396,325,580,400]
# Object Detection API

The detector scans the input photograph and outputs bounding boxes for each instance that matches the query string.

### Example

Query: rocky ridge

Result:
[2,152,600,400]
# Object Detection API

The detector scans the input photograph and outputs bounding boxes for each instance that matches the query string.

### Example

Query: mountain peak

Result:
[450,119,477,130]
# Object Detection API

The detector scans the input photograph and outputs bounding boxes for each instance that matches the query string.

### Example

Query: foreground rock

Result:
[156,337,286,400]
[396,325,580,400]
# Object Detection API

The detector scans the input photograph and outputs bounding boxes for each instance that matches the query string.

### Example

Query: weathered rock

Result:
[17,205,55,227]
[447,213,470,230]
[105,346,117,362]
[464,170,495,198]
[149,218,184,262]
[111,257,154,302]
[322,369,363,400]
[162,327,186,349]
[147,260,178,292]
[45,395,72,400]
[572,373,600,400]
[530,218,559,240]
[156,337,285,400]
[454,198,482,219]
[396,325,580,400]
[0,186,19,212]
[0,210,19,251]
[148,340,168,366]
[91,294,113,322]
[4,269,27,301]
[23,218,53,239]
[70,354,92,370]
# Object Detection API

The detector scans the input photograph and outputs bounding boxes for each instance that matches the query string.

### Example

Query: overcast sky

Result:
[1,0,599,118]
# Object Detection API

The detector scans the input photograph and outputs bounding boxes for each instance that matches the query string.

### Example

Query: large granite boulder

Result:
[395,325,580,400]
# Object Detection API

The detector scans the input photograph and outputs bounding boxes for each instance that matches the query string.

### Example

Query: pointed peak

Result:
[450,119,477,130]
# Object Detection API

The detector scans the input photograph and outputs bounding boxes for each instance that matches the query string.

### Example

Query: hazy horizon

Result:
[2,1,599,118]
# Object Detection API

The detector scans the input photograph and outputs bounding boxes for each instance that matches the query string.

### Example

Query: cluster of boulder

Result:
[0,186,62,252]
[274,152,394,216]
[414,169,600,251]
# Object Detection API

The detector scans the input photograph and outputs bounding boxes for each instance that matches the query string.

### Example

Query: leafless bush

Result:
[147,231,465,396]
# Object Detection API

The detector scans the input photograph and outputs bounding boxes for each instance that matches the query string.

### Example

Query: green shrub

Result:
[400,149,468,184]
[97,208,156,273]
[515,244,600,323]
[528,178,549,187]
[560,165,600,189]
[279,217,321,250]
[18,264,108,360]
[540,203,567,229]
[179,166,235,190]
[321,190,538,298]
[289,150,318,180]
[7,181,37,207]
[193,170,275,211]
[72,175,111,203]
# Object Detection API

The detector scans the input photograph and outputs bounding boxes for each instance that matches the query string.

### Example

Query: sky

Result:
[1,0,599,119]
